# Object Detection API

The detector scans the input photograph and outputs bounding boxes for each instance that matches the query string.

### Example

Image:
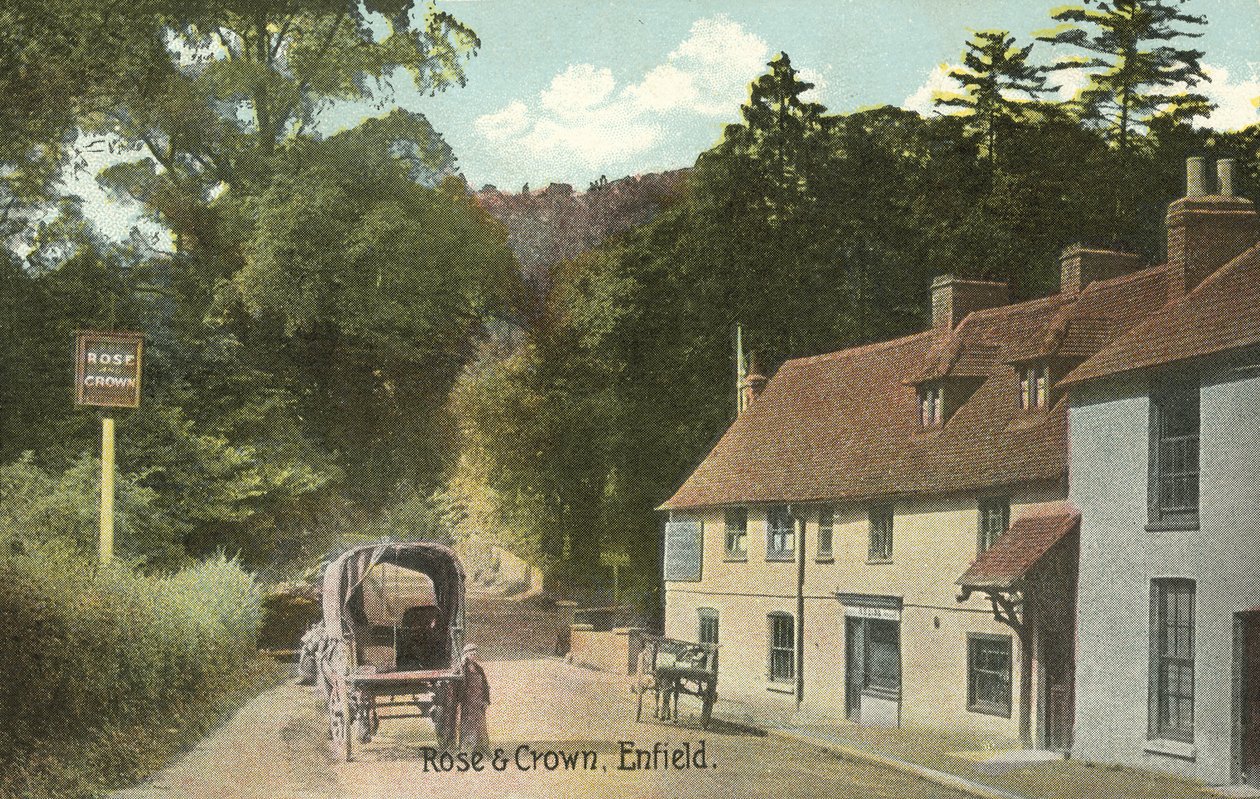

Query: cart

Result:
[313,541,468,761]
[634,636,718,729]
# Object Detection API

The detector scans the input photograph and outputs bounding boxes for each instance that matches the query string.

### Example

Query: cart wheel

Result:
[297,646,317,686]
[700,690,714,730]
[352,694,374,745]
[353,712,373,745]
[330,685,352,762]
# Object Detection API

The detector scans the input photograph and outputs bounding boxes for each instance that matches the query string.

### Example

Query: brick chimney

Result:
[931,275,1009,332]
[1166,157,1260,299]
[741,351,767,409]
[1059,245,1142,294]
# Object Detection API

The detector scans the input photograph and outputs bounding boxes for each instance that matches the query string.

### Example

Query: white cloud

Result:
[1200,64,1260,131]
[474,100,530,142]
[902,64,955,117]
[471,14,827,177]
[540,65,616,116]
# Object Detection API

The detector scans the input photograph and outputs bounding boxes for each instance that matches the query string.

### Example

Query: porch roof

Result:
[956,505,1080,591]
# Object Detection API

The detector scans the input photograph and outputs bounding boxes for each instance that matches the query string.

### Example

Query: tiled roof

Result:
[1063,242,1260,385]
[660,268,1168,511]
[956,505,1080,590]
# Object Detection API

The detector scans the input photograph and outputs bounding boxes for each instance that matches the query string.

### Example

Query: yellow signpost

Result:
[75,331,144,563]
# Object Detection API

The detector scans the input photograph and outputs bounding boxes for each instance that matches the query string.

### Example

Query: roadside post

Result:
[74,331,144,563]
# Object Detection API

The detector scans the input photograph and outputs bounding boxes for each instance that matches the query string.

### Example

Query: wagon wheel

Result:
[329,680,352,762]
[433,684,457,751]
[352,693,374,745]
[699,682,715,730]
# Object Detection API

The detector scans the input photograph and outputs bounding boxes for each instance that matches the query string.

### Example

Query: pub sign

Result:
[75,331,144,408]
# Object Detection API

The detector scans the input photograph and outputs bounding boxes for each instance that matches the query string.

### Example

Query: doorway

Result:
[1244,613,1260,786]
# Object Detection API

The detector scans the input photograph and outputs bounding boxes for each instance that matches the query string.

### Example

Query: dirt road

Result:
[113,594,970,799]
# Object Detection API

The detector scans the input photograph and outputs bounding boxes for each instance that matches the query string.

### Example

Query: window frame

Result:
[967,633,1013,717]
[1149,578,1195,744]
[766,505,796,561]
[698,607,719,646]
[1019,363,1049,410]
[868,505,893,562]
[724,507,748,560]
[768,612,795,683]
[977,497,1010,554]
[1148,375,1200,530]
[817,506,834,561]
[919,383,943,427]
[862,618,902,698]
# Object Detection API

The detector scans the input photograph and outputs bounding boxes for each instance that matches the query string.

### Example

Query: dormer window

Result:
[1019,364,1048,409]
[919,383,943,427]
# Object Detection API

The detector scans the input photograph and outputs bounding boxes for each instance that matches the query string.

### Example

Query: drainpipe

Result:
[794,508,805,709]
[1018,601,1033,748]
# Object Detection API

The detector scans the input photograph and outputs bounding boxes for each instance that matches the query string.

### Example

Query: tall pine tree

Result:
[1038,0,1213,150]
[934,30,1050,163]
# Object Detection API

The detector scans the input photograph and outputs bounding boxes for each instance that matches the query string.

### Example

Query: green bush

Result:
[0,452,184,567]
[0,545,263,798]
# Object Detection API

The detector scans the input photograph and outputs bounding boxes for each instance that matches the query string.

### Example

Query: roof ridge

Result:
[1080,261,1166,294]
[1181,238,1260,300]
[791,330,934,365]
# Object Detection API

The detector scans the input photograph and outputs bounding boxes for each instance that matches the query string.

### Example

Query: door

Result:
[1042,626,1075,752]
[845,617,862,721]
[1244,614,1260,785]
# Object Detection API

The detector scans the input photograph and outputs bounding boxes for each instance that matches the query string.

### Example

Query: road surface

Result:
[113,594,971,799]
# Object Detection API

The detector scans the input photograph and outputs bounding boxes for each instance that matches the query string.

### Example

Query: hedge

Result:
[0,546,264,798]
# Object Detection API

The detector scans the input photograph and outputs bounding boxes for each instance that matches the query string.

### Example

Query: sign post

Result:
[75,331,143,563]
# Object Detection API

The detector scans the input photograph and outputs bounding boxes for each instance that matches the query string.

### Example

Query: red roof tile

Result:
[1063,243,1260,385]
[660,268,1167,511]
[956,505,1080,590]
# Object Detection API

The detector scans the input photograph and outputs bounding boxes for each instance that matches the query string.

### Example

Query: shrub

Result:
[0,546,263,798]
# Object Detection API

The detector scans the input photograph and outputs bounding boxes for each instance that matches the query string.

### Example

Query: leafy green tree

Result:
[712,51,827,226]
[0,0,175,234]
[934,30,1051,162]
[1038,0,1213,151]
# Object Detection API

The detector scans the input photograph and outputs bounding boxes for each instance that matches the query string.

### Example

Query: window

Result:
[1149,377,1200,527]
[977,497,1010,554]
[863,619,901,696]
[1150,579,1195,743]
[1019,364,1049,409]
[919,383,943,426]
[698,608,719,646]
[868,506,893,561]
[767,505,795,560]
[817,506,834,559]
[769,613,794,682]
[725,508,748,559]
[968,634,1012,716]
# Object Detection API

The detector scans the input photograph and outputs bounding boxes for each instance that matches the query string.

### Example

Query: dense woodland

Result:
[2,1,1259,603]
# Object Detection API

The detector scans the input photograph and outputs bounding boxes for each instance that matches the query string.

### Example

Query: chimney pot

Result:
[1186,157,1208,198]
[1217,159,1237,197]
[931,274,1009,332]
[1166,157,1259,298]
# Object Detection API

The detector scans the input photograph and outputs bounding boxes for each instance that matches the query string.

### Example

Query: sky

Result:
[402,0,1260,191]
[70,0,1260,240]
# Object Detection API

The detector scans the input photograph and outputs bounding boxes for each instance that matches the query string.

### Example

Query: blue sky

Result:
[396,0,1260,191]
[70,1,1260,241]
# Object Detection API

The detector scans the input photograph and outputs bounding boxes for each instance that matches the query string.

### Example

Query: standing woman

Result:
[458,643,490,754]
